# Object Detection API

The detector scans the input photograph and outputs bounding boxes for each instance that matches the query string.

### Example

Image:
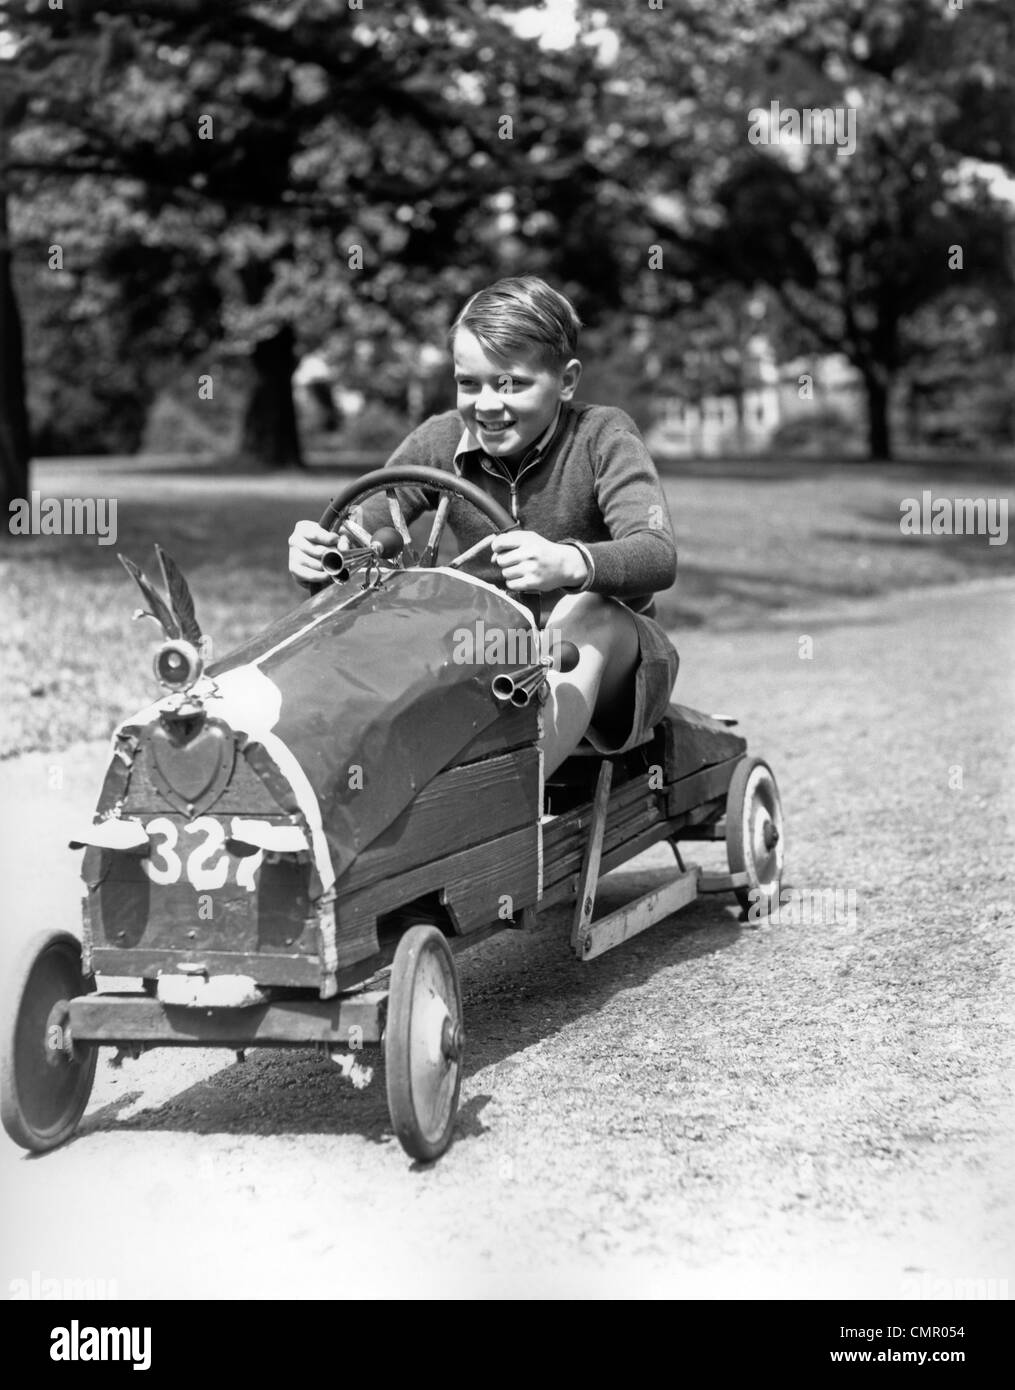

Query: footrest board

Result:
[575,865,701,962]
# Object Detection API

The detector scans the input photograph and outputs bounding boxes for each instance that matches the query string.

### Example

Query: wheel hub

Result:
[441,1017,465,1062]
[419,991,453,1068]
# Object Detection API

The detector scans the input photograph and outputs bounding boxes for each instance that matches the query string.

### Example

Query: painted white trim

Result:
[157,974,267,1008]
[213,711,335,894]
[428,565,539,631]
[252,565,537,668]
[70,818,149,851]
[228,819,308,854]
[250,583,365,667]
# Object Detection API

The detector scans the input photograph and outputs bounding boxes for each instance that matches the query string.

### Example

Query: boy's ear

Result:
[559,357,582,400]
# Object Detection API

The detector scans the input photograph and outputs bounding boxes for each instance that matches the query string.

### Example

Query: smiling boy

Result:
[288,275,679,775]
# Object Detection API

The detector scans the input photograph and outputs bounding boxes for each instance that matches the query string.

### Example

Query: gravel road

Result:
[2,580,1012,1300]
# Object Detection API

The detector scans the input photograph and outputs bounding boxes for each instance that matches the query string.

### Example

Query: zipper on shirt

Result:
[478,448,546,522]
[464,406,572,523]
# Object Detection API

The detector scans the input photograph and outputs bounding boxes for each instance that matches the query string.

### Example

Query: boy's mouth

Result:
[476,418,515,435]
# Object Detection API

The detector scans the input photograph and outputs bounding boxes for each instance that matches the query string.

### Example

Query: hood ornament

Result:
[117,546,209,693]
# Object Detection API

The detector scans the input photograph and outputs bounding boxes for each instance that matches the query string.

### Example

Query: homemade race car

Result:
[1,466,784,1161]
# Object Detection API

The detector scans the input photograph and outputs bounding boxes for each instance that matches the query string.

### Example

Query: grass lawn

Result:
[2,451,1013,757]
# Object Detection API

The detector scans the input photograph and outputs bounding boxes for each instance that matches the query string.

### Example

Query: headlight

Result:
[153,639,203,691]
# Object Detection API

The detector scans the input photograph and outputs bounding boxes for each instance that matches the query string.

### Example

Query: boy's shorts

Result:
[582,607,680,756]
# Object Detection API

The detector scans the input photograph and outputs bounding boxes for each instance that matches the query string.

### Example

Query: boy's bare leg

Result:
[540,592,641,776]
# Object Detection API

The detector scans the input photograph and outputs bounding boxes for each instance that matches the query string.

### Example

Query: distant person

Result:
[288,275,678,774]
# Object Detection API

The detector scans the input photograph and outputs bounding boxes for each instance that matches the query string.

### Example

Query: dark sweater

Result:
[348,402,677,618]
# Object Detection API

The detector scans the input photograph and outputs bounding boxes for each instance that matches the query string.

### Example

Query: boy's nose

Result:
[476,383,504,411]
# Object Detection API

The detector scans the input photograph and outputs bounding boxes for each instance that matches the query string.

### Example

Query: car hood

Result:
[115,569,538,890]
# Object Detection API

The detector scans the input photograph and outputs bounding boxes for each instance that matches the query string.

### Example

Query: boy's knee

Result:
[546,593,637,662]
[546,591,612,635]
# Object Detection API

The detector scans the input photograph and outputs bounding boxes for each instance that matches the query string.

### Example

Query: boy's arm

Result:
[563,415,677,598]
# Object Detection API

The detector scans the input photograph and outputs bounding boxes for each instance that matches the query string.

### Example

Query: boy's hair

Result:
[448,275,582,371]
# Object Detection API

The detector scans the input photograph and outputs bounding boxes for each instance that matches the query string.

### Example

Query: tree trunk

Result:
[239,325,304,470]
[0,107,31,518]
[861,369,893,461]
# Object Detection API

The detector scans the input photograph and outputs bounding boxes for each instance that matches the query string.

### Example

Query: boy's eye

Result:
[455,375,531,394]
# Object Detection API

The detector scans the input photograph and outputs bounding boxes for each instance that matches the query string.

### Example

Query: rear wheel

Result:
[725,758,784,918]
[384,925,464,1162]
[1,930,97,1152]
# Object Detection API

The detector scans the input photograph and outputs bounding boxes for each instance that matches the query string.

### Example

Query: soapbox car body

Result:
[1,466,784,1161]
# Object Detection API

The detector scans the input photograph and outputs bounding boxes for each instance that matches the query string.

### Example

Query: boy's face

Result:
[452,328,581,461]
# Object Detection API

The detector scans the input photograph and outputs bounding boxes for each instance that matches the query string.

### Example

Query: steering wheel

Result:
[318,465,517,572]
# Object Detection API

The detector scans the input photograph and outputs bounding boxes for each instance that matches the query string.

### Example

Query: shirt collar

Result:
[453,404,563,470]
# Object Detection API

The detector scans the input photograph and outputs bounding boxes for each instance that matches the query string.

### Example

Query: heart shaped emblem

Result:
[147,719,236,815]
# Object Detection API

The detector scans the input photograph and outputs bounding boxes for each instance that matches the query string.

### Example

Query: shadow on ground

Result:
[74,877,747,1150]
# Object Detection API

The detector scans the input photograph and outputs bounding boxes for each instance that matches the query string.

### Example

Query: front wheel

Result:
[1,930,97,1152]
[725,758,784,918]
[384,925,464,1162]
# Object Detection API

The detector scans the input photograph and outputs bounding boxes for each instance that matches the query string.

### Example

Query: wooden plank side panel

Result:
[338,747,540,895]
[544,791,659,863]
[662,706,747,781]
[540,759,738,892]
[542,774,665,855]
[543,796,667,891]
[530,819,693,923]
[442,825,539,932]
[666,758,741,818]
[336,824,538,936]
[545,820,666,895]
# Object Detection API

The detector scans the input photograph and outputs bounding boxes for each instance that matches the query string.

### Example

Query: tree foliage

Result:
[2,0,595,477]
[1,0,1012,497]
[595,0,1014,457]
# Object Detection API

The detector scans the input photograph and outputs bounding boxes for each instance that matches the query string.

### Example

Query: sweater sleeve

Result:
[567,412,677,598]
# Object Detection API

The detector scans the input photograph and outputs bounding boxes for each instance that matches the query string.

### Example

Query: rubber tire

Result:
[1,930,97,1152]
[725,757,784,919]
[384,925,463,1162]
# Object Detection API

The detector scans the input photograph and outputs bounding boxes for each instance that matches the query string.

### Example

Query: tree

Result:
[708,1,1014,459]
[2,0,586,473]
[0,60,33,513]
[581,0,1015,459]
